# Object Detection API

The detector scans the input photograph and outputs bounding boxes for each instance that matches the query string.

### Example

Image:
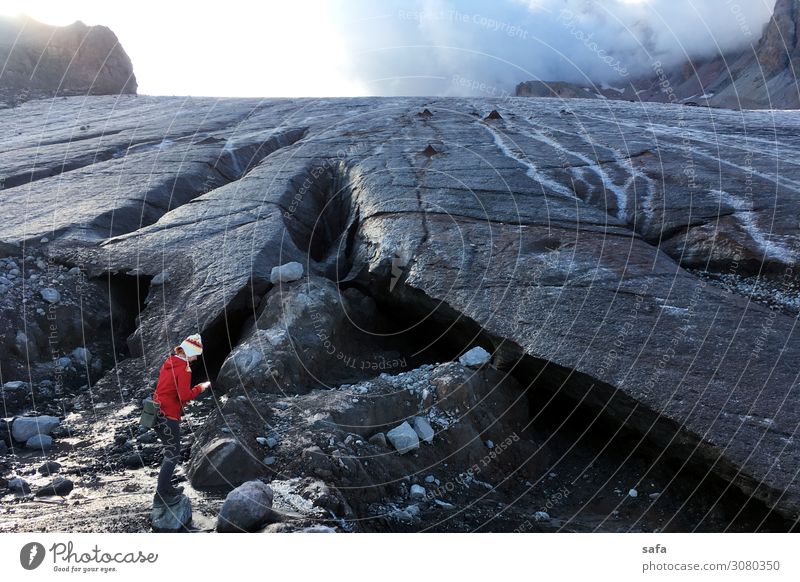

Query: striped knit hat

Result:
[179,334,203,357]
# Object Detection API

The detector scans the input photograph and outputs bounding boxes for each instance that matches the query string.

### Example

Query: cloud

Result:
[328,0,776,96]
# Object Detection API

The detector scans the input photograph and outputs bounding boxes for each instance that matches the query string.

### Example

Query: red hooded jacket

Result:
[152,355,204,420]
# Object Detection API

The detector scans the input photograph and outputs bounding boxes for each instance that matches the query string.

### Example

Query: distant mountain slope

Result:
[0,15,136,105]
[517,0,800,110]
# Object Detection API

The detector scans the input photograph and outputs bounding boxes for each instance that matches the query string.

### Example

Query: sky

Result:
[0,0,778,97]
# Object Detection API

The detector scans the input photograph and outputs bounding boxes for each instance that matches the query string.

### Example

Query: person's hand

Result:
[199,381,211,392]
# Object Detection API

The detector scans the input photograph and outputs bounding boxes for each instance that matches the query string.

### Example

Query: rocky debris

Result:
[386,422,420,454]
[629,489,639,498]
[418,108,433,118]
[412,416,434,444]
[458,347,491,368]
[0,15,136,105]
[533,511,550,522]
[216,480,276,532]
[0,250,116,402]
[11,416,60,443]
[484,109,502,120]
[151,495,192,532]
[35,477,74,497]
[25,434,53,450]
[270,261,304,284]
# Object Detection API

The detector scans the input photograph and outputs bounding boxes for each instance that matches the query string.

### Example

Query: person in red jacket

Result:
[152,333,210,504]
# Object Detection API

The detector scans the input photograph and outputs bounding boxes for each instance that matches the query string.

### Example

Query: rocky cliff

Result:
[517,0,800,110]
[0,96,798,532]
[0,15,136,106]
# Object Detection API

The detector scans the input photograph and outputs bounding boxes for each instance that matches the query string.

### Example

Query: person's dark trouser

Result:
[153,414,181,495]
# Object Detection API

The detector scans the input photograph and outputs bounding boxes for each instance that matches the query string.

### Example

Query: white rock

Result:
[265,436,278,448]
[270,262,304,284]
[486,439,494,449]
[2,381,27,391]
[11,415,60,443]
[412,416,434,444]
[425,475,436,483]
[256,437,268,446]
[151,271,170,285]
[533,511,550,522]
[458,346,491,367]
[386,421,420,454]
[628,489,638,498]
[410,484,426,500]
[40,288,61,304]
[71,347,91,364]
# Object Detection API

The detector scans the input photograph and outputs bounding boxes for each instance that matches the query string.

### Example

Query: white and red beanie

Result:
[179,334,203,357]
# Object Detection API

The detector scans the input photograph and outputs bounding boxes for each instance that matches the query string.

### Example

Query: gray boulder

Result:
[410,484,426,500]
[25,434,53,450]
[412,416,434,444]
[7,477,30,495]
[386,421,420,454]
[151,271,169,285]
[38,460,62,475]
[215,277,350,395]
[188,438,265,489]
[11,416,60,443]
[151,495,192,532]
[270,261,303,284]
[368,432,387,447]
[216,480,275,533]
[40,288,61,304]
[459,347,491,368]
[70,347,91,365]
[35,477,74,497]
